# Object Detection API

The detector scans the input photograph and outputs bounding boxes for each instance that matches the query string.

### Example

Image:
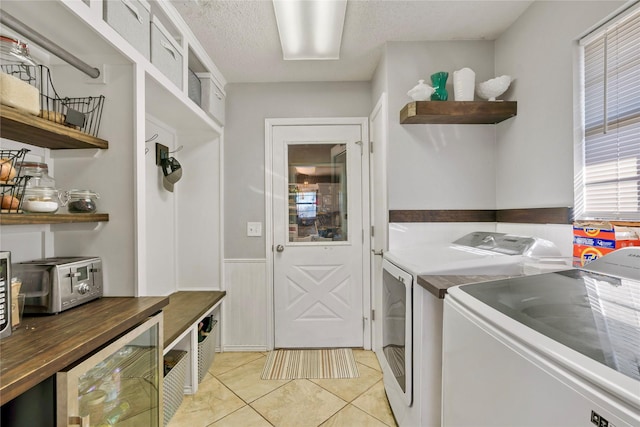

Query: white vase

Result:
[453,67,475,101]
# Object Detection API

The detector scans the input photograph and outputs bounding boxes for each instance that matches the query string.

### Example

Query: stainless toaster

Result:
[13,256,103,314]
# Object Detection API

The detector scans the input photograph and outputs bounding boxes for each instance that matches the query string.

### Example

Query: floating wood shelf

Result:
[0,213,109,225]
[0,106,109,149]
[400,101,517,124]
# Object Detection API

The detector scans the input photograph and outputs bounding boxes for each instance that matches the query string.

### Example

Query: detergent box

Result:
[573,221,640,266]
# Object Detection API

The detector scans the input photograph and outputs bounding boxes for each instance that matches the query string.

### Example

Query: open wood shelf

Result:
[0,213,109,225]
[0,106,109,149]
[400,101,517,124]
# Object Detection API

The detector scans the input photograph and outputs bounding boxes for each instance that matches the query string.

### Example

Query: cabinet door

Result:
[56,314,163,427]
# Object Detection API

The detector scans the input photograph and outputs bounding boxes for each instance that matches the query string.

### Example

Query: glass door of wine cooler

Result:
[57,314,163,427]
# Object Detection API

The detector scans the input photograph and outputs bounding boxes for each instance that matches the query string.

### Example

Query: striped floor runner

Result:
[261,348,360,380]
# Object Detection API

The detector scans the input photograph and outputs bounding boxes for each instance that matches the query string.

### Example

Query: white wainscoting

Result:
[222,259,268,351]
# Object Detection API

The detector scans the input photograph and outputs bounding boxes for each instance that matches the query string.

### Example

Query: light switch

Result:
[247,222,262,237]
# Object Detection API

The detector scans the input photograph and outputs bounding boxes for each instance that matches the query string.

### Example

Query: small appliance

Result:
[14,256,102,314]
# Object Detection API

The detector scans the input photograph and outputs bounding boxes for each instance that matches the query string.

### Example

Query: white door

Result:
[369,94,388,354]
[272,123,364,348]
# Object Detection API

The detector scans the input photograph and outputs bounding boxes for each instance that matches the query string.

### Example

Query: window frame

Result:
[575,2,640,221]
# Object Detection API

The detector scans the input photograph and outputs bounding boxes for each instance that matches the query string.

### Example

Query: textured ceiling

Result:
[170,0,534,83]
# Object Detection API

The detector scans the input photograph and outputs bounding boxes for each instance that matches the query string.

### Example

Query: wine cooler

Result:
[57,314,163,427]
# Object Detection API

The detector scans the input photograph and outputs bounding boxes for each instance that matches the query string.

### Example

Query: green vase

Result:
[430,71,449,101]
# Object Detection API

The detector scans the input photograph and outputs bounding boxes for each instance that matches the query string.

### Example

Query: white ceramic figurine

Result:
[407,79,435,101]
[476,75,512,101]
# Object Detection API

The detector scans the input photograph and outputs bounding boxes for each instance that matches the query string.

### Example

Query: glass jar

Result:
[16,161,56,189]
[21,187,62,213]
[0,35,37,67]
[67,189,99,213]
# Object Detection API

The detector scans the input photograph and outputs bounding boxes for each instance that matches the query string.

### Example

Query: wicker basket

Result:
[197,319,218,383]
[163,349,187,426]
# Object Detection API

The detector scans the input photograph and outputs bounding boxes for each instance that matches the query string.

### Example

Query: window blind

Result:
[579,6,640,220]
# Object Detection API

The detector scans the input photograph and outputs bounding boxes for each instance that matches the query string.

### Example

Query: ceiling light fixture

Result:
[272,0,347,60]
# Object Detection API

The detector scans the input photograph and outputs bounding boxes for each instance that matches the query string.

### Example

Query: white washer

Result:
[379,231,562,427]
[442,247,640,426]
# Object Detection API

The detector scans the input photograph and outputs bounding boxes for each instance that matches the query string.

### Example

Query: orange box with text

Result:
[573,221,640,266]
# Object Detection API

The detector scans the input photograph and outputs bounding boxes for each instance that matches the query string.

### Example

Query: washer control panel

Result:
[453,231,560,257]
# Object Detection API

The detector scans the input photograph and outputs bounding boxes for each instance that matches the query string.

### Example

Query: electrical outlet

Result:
[156,143,168,165]
[247,222,262,237]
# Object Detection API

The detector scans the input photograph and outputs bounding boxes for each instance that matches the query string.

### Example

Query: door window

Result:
[287,143,348,243]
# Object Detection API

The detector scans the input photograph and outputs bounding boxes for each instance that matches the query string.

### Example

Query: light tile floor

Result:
[167,350,398,427]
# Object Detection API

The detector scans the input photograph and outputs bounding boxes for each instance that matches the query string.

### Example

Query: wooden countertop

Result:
[162,291,226,348]
[417,275,516,299]
[0,296,168,406]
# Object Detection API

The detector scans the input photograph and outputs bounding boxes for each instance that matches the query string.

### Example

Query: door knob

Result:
[276,245,285,252]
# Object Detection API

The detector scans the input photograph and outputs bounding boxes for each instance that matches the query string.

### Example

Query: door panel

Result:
[273,124,364,348]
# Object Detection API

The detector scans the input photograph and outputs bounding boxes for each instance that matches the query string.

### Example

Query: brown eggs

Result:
[1,194,20,210]
[0,158,17,182]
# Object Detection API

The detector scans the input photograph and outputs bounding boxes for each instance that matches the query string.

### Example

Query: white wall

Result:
[494,0,625,209]
[176,132,222,291]
[385,41,498,210]
[220,2,626,349]
[143,116,222,296]
[224,81,372,259]
[144,116,178,297]
[45,63,137,296]
[371,48,388,112]
[222,81,371,349]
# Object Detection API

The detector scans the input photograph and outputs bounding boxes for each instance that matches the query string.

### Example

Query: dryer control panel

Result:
[453,231,560,257]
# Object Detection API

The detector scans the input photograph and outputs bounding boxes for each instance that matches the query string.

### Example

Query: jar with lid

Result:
[0,35,37,67]
[67,190,99,213]
[21,187,64,213]
[16,162,56,189]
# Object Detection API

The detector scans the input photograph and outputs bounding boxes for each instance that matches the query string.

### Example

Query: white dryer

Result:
[379,231,562,427]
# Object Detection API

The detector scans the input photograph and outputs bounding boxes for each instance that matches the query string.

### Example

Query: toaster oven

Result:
[13,256,103,314]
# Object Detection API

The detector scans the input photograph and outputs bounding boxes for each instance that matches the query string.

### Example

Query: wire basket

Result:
[0,148,31,213]
[163,349,187,426]
[1,64,105,137]
[197,318,217,383]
